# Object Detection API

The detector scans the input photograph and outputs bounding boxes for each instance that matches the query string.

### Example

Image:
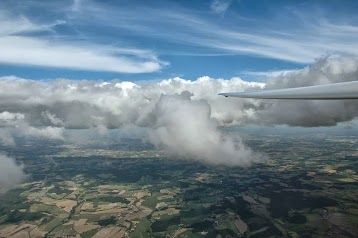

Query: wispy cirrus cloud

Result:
[1,0,358,74]
[239,69,299,81]
[66,0,358,63]
[0,36,163,73]
[0,9,165,73]
[210,0,233,15]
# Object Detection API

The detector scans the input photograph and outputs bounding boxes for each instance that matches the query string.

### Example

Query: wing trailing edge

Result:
[219,81,358,100]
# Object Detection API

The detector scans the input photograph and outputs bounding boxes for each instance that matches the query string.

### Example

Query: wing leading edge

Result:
[219,81,358,100]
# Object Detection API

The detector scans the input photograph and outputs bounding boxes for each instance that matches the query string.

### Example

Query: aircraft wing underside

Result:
[219,81,358,100]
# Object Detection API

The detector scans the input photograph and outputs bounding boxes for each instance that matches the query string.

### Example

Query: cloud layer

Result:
[0,56,357,165]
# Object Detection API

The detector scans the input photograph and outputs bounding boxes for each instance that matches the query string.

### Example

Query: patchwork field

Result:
[0,135,357,237]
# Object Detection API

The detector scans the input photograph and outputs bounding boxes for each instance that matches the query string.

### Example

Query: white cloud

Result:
[0,36,162,73]
[0,130,15,146]
[0,10,165,73]
[0,111,64,141]
[68,1,358,63]
[149,92,258,165]
[0,111,25,122]
[21,125,65,140]
[0,154,25,193]
[210,0,232,15]
[71,0,82,12]
[240,69,299,80]
[0,56,357,164]
[42,111,65,127]
[0,74,264,165]
[3,1,358,66]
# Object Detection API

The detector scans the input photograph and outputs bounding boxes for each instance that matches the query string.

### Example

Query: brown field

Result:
[92,227,126,238]
[29,227,47,238]
[81,202,94,211]
[55,200,78,212]
[81,207,125,215]
[0,224,38,238]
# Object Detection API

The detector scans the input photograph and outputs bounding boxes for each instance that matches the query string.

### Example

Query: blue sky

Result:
[1,0,358,81]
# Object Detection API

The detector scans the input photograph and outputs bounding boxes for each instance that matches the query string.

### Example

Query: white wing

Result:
[219,81,358,99]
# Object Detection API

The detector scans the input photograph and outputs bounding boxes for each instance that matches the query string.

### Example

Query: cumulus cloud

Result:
[0,75,262,165]
[0,111,64,142]
[149,92,257,165]
[0,129,15,147]
[0,154,25,193]
[256,56,358,126]
[0,56,357,165]
[21,125,65,140]
[0,75,263,130]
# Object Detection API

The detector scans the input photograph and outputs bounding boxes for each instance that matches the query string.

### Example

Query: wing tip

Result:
[218,93,230,97]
